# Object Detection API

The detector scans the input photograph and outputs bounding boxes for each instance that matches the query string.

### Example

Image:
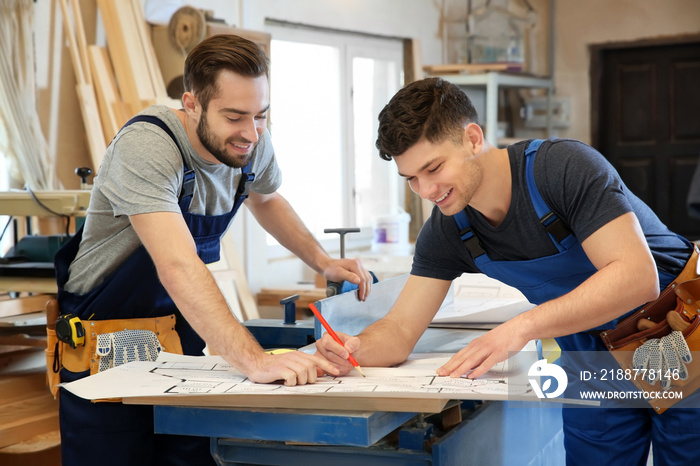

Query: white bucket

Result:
[371,209,412,255]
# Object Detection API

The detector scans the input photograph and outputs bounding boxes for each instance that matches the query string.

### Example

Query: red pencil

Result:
[309,303,365,377]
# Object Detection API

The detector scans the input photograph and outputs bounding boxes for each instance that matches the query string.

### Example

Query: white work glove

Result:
[632,331,692,390]
[96,330,162,372]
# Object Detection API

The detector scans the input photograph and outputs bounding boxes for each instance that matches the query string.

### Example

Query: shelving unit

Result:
[432,72,553,146]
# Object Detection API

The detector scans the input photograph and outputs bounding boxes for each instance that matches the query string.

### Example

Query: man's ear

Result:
[182,92,199,117]
[463,122,485,153]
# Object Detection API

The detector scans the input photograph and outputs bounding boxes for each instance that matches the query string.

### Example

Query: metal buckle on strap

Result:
[540,211,572,244]
[237,172,255,198]
[460,228,486,258]
[180,169,195,201]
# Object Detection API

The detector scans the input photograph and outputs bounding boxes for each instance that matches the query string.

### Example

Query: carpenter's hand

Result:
[314,331,360,376]
[437,321,528,379]
[246,350,340,386]
[323,258,373,301]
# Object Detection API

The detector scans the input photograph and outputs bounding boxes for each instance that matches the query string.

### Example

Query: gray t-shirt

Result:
[65,105,281,294]
[412,138,691,283]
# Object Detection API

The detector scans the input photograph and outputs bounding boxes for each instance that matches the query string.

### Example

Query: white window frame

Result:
[242,23,405,290]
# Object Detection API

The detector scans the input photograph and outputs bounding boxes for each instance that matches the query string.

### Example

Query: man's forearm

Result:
[157,249,266,375]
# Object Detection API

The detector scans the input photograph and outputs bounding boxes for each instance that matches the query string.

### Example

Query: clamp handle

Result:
[75,166,93,190]
[324,227,360,259]
[280,294,300,325]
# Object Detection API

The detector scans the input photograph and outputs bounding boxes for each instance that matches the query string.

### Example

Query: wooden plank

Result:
[57,0,86,84]
[96,0,137,115]
[0,430,60,457]
[0,312,46,327]
[0,394,59,449]
[0,348,45,375]
[58,0,106,169]
[423,63,524,74]
[0,335,46,348]
[97,0,153,115]
[124,392,450,414]
[0,296,53,319]
[129,0,168,101]
[0,277,57,294]
[0,372,47,405]
[69,0,92,85]
[88,45,124,143]
[111,0,156,103]
[76,82,107,169]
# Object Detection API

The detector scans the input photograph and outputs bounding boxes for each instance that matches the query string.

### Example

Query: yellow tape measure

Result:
[55,314,85,348]
[264,348,296,355]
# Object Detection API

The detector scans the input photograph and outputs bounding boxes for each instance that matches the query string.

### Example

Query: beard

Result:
[196,110,254,168]
[438,158,483,217]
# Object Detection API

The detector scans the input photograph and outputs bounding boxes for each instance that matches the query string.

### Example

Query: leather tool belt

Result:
[46,314,183,398]
[601,245,700,413]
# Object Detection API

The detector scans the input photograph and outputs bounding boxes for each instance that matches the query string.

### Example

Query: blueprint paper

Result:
[60,349,536,402]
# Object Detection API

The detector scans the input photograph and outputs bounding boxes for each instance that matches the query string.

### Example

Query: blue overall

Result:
[454,140,700,466]
[54,115,255,466]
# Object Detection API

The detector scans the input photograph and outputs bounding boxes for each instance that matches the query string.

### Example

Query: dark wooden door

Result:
[594,40,700,240]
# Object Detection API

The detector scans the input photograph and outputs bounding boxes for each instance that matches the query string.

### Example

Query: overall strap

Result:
[454,210,489,267]
[121,115,195,208]
[524,139,575,252]
[233,163,255,213]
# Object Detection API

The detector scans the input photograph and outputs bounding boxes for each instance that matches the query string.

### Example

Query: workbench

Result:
[0,189,90,294]
[133,327,567,465]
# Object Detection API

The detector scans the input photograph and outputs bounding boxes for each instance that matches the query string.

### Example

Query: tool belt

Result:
[46,314,183,398]
[601,245,700,413]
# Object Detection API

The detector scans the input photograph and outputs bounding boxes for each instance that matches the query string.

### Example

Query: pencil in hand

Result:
[309,303,365,377]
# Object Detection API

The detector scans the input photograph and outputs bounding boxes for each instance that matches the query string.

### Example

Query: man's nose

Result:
[241,118,260,143]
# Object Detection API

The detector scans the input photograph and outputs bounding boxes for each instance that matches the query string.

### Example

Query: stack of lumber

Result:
[58,0,178,171]
[0,295,59,465]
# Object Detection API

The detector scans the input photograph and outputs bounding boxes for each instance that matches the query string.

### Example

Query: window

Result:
[264,24,405,254]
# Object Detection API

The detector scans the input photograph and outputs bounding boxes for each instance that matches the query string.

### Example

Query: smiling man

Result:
[315,77,700,465]
[54,34,372,466]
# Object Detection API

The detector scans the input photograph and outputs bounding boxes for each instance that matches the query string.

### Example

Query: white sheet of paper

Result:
[60,345,537,401]
[431,273,535,325]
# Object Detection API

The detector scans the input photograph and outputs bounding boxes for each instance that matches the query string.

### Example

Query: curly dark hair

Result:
[183,34,269,111]
[375,77,479,161]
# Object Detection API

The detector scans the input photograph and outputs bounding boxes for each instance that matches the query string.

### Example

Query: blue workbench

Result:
[153,399,565,465]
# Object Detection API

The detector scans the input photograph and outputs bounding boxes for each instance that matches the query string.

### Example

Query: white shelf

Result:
[434,71,554,146]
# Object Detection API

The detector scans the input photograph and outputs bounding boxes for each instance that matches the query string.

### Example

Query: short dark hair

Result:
[375,77,479,161]
[183,34,269,110]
